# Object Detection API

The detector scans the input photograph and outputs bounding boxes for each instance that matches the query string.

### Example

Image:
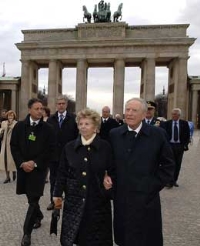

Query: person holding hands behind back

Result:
[53,108,113,246]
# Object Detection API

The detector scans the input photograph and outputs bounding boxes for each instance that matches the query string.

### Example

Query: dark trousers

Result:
[49,161,59,202]
[170,143,184,183]
[23,195,43,235]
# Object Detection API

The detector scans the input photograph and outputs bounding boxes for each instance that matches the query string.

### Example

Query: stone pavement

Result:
[0,131,200,246]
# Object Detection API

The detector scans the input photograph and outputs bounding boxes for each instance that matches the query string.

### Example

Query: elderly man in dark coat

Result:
[104,98,175,246]
[162,107,190,188]
[10,98,55,246]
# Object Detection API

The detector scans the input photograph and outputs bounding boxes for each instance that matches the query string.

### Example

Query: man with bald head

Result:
[99,106,118,141]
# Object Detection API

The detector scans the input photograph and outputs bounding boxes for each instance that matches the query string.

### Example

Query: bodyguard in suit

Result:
[104,98,175,246]
[46,95,78,210]
[10,98,55,246]
[162,108,190,187]
[99,106,118,141]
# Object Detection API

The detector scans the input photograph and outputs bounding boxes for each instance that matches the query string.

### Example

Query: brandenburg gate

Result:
[16,22,195,120]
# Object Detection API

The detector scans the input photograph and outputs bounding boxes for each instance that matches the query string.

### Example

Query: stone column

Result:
[48,60,62,113]
[29,62,39,98]
[140,58,155,101]
[0,92,3,109]
[169,58,188,119]
[11,89,17,113]
[177,58,188,119]
[113,59,125,117]
[19,60,32,120]
[76,59,88,113]
[191,87,198,127]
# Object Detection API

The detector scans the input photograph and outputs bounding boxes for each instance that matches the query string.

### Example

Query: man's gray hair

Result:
[172,108,181,115]
[56,95,68,102]
[125,98,147,112]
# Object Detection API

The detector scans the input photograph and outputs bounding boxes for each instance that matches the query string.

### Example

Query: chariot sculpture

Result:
[82,1,123,23]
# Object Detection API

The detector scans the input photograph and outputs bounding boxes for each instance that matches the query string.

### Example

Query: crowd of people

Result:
[0,96,192,246]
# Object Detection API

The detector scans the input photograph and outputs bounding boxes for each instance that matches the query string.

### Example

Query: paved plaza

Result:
[0,131,200,246]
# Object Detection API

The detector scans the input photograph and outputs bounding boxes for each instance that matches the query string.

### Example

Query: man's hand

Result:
[21,160,35,172]
[103,173,113,190]
[53,197,63,209]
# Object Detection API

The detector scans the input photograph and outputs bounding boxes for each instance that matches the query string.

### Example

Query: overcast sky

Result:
[0,0,199,113]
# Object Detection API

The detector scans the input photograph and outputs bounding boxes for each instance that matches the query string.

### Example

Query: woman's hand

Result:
[103,173,113,190]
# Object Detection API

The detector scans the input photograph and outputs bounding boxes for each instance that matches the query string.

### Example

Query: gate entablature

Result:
[16,22,195,120]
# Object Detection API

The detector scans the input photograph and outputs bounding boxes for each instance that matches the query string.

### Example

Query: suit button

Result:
[82,198,85,202]
[82,185,86,189]
[84,157,88,162]
[82,172,87,176]
[88,147,91,151]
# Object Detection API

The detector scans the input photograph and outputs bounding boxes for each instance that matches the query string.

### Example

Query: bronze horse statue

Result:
[83,5,92,23]
[113,3,123,22]
[93,4,98,23]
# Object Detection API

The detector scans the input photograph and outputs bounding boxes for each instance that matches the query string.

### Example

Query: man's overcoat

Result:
[109,123,175,246]
[10,115,55,197]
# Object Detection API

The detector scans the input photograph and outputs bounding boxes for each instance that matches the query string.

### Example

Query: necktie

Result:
[32,122,36,127]
[147,120,150,124]
[174,121,178,141]
[59,114,64,128]
[128,130,137,139]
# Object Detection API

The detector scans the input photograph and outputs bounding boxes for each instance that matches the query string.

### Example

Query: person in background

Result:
[53,108,113,246]
[0,109,7,123]
[0,110,17,183]
[42,106,51,122]
[188,121,194,144]
[115,113,124,126]
[144,101,161,126]
[46,95,78,210]
[42,106,51,183]
[99,106,118,141]
[104,98,175,246]
[10,98,55,246]
[162,108,190,188]
[0,109,7,151]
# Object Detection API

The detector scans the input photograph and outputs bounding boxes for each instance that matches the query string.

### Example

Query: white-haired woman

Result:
[53,108,113,246]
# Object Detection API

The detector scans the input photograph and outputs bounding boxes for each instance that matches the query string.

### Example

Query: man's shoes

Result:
[174,182,179,187]
[33,219,41,229]
[47,202,54,211]
[21,234,31,246]
[165,183,173,189]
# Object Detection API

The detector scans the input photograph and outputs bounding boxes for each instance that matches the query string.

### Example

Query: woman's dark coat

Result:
[109,123,175,246]
[10,115,55,197]
[54,135,113,246]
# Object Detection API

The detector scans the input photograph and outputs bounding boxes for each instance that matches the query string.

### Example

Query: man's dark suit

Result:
[162,119,190,184]
[47,111,78,203]
[10,115,55,236]
[99,117,118,141]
